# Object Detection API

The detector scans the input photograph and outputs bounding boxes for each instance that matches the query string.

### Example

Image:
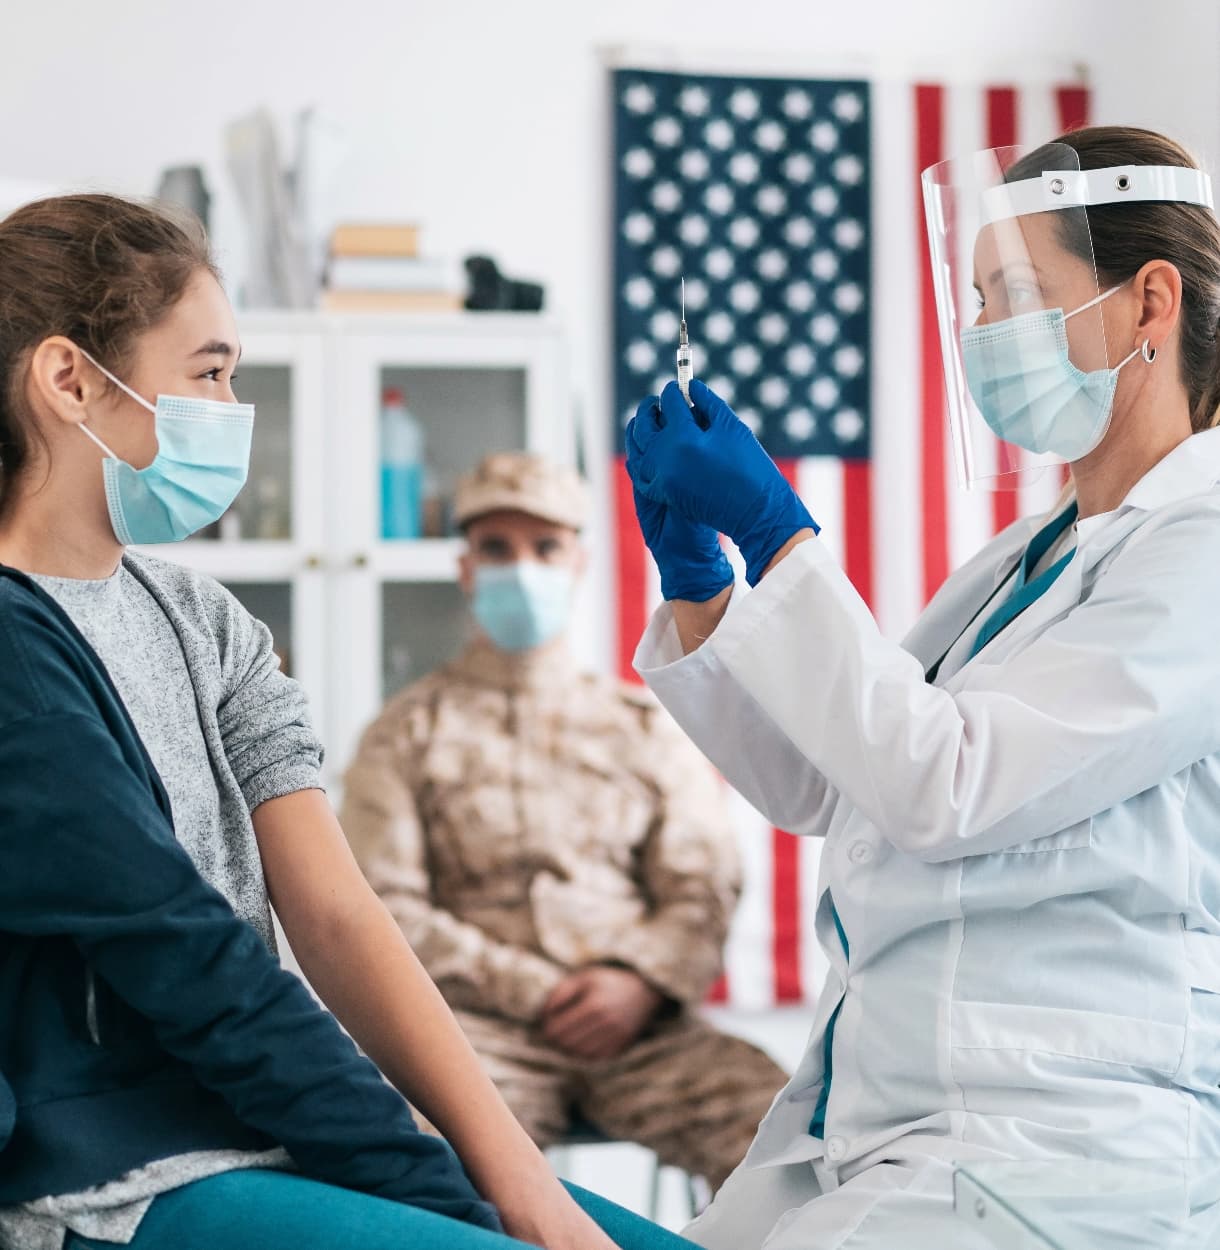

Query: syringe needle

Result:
[676,276,693,406]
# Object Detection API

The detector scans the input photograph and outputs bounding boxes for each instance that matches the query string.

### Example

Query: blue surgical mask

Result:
[959,283,1141,462]
[78,350,254,545]
[472,562,574,653]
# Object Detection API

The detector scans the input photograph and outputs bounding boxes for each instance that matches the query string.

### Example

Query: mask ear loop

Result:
[77,348,157,414]
[1063,285,1149,372]
[1064,282,1143,371]
[78,422,120,461]
[75,346,156,462]
[1063,282,1127,321]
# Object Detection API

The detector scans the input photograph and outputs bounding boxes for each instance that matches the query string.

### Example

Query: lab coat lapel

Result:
[938,554,1087,692]
[900,519,1035,674]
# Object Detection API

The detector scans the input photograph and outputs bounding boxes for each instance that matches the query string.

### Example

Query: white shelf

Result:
[134,540,308,582]
[236,309,564,342]
[369,539,464,582]
[134,539,466,585]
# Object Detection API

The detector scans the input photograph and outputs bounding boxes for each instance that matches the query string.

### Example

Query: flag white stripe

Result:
[723,790,777,1010]
[1018,84,1076,525]
[645,543,662,612]
[944,84,999,570]
[871,75,923,640]
[798,833,829,1001]
[797,458,846,567]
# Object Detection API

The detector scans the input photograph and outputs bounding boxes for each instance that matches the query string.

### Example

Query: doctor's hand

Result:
[626,378,819,586]
[629,395,735,603]
[541,965,665,1062]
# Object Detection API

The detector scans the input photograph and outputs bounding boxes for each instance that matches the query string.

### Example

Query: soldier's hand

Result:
[541,965,665,1061]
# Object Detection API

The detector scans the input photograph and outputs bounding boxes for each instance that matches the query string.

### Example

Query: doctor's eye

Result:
[1008,283,1039,310]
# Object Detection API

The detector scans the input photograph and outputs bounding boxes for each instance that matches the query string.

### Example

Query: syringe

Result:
[677,277,693,407]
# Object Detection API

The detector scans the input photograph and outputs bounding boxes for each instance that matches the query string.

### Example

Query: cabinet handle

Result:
[303,553,325,571]
[352,553,370,569]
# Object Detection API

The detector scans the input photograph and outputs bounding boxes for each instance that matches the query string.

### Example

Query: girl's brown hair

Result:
[0,193,216,511]
[1017,126,1220,432]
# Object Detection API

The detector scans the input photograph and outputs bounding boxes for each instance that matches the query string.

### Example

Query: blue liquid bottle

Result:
[380,386,424,539]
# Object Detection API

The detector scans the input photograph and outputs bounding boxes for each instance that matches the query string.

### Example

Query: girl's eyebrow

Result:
[192,340,242,363]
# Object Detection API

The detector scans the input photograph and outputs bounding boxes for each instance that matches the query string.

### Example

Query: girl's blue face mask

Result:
[959,282,1141,463]
[472,561,574,653]
[78,350,254,546]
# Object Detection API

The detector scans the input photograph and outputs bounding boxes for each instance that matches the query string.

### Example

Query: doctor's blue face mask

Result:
[958,282,1145,463]
[77,349,254,546]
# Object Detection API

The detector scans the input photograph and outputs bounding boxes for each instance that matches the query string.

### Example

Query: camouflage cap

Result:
[453,452,589,531]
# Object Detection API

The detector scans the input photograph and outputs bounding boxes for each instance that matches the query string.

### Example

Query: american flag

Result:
[612,67,1091,1010]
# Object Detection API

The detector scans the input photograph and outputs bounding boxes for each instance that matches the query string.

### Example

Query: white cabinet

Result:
[139,311,585,788]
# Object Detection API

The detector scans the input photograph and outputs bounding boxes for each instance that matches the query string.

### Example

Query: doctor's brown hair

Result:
[1013,126,1220,433]
[0,194,216,516]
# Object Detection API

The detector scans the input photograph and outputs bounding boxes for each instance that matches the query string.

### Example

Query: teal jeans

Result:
[65,1170,697,1250]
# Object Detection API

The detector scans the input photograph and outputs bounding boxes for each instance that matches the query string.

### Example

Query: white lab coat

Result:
[635,428,1220,1249]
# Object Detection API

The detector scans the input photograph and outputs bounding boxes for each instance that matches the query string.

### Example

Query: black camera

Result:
[464,255,545,312]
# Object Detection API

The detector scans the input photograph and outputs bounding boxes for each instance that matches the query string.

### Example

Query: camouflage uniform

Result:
[341,641,788,1190]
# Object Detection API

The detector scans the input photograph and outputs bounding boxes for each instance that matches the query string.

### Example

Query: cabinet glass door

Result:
[328,317,569,779]
[381,581,470,699]
[376,364,527,539]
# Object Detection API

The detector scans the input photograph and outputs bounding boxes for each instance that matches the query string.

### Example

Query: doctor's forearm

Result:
[672,585,733,653]
[762,528,818,577]
[671,528,816,653]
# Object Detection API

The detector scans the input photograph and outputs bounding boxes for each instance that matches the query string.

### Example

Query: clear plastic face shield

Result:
[921,144,1215,491]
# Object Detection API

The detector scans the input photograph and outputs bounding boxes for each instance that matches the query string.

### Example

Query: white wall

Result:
[4,0,1217,656]
[5,1,1218,339]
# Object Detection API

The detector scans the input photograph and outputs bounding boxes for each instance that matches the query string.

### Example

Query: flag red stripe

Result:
[915,84,949,605]
[615,455,731,1001]
[987,86,1022,536]
[769,458,803,1003]
[1055,86,1091,135]
[771,823,802,1004]
[613,457,648,683]
[842,459,874,608]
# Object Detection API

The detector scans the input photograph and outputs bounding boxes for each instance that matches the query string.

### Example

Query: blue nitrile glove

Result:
[628,395,735,602]
[626,379,820,586]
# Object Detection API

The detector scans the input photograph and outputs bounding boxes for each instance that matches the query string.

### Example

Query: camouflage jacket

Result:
[340,638,740,1024]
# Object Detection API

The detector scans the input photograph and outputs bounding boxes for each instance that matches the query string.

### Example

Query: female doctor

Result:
[626,124,1220,1249]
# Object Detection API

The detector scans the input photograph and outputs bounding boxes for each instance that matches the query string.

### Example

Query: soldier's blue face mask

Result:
[77,349,254,546]
[472,561,574,652]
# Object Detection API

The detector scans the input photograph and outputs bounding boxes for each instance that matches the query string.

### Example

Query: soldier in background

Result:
[341,452,787,1191]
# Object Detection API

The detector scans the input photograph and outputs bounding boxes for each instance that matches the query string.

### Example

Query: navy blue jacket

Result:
[0,566,500,1230]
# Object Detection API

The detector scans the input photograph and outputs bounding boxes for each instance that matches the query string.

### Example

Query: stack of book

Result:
[320,223,465,313]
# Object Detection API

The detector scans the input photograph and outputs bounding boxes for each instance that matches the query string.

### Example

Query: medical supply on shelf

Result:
[380,387,425,539]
